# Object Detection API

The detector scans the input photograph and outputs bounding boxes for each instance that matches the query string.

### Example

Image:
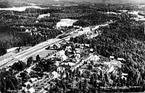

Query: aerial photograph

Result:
[1,0,145,93]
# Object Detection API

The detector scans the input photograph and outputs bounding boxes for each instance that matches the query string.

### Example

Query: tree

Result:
[0,69,20,93]
[20,71,29,82]
[11,61,27,71]
[0,48,7,56]
[27,57,33,67]
[36,55,41,61]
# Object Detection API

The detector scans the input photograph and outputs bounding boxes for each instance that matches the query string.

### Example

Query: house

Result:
[54,43,61,49]
[104,60,123,69]
[84,44,90,47]
[57,67,65,73]
[28,87,35,93]
[79,69,85,74]
[30,78,37,82]
[35,21,39,23]
[55,61,60,66]
[56,50,68,61]
[22,86,35,93]
[60,55,67,61]
[75,54,81,62]
[117,58,126,61]
[110,56,115,60]
[121,73,128,80]
[37,13,50,19]
[24,81,33,87]
[25,29,31,33]
[20,26,25,28]
[52,71,60,79]
[65,46,72,52]
[48,43,61,50]
[90,55,100,62]
[61,62,75,66]
[90,48,94,52]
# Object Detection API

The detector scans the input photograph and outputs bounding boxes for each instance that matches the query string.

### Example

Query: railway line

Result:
[0,21,112,69]
[0,28,81,69]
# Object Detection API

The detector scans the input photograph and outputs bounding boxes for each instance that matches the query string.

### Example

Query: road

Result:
[0,39,60,69]
[0,26,91,69]
[17,22,113,93]
[0,21,114,69]
[34,53,94,93]
[71,54,94,71]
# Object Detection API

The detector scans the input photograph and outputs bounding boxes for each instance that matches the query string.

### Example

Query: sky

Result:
[25,0,145,4]
[1,0,145,4]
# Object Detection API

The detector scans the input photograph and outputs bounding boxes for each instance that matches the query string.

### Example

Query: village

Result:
[1,2,145,93]
[15,23,129,93]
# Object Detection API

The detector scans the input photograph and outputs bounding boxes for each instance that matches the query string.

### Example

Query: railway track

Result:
[0,31,74,69]
[0,25,95,69]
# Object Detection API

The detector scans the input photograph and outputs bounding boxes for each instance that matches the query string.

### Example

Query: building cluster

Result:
[19,38,128,92]
[6,19,128,93]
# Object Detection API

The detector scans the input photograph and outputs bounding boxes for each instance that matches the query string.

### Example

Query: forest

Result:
[70,12,145,88]
[0,4,122,52]
[1,3,145,93]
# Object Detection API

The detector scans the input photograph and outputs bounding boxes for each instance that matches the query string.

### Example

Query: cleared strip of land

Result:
[0,22,112,69]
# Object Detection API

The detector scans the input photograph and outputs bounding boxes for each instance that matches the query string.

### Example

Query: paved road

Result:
[0,27,90,69]
[0,21,113,69]
[0,39,60,69]
[71,54,93,71]
[24,22,112,93]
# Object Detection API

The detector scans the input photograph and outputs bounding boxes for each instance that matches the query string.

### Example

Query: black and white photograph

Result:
[0,0,145,93]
